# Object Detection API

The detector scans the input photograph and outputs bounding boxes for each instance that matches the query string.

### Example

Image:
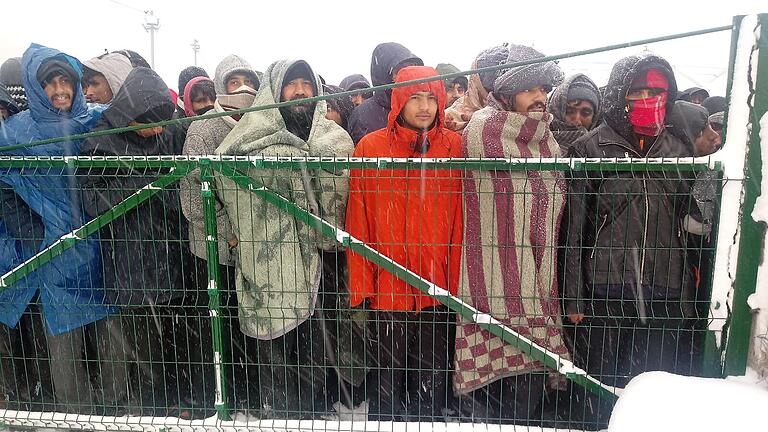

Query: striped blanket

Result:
[454,104,570,394]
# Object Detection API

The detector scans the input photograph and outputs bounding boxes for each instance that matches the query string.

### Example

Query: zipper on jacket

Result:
[590,214,609,259]
[637,132,662,288]
[640,176,650,287]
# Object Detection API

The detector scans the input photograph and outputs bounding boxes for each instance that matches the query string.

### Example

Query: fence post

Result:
[199,159,231,420]
[724,14,768,376]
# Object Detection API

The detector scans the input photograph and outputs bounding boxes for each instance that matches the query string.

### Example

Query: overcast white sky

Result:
[2,0,764,96]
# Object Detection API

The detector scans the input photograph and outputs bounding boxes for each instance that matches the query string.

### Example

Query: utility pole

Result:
[191,39,200,66]
[143,10,160,69]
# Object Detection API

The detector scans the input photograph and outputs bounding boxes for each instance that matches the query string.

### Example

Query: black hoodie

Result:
[346,42,422,143]
[78,67,190,307]
[564,54,696,316]
[667,100,709,154]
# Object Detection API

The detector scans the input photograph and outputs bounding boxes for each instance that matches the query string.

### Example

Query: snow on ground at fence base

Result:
[749,112,768,375]
[608,371,768,432]
[710,14,759,343]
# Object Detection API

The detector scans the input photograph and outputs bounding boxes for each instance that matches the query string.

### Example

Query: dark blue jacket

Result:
[347,43,421,144]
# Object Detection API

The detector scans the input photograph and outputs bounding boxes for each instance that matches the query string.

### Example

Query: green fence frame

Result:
[0,155,724,418]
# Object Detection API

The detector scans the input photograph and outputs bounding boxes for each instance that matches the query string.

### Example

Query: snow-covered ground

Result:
[609,371,768,432]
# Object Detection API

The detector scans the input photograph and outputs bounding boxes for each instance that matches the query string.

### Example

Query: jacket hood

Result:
[5,43,105,148]
[214,54,260,95]
[370,42,423,86]
[267,59,318,104]
[678,86,708,102]
[0,84,20,116]
[387,66,446,133]
[102,67,174,129]
[667,100,709,152]
[81,67,174,158]
[83,53,133,97]
[339,74,371,90]
[183,76,214,117]
[21,43,89,124]
[217,58,352,159]
[602,53,678,139]
[547,73,601,129]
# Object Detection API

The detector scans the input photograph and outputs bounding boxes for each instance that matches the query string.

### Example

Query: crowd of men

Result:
[0,41,725,425]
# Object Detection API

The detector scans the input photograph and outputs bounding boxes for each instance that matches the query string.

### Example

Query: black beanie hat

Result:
[283,62,315,88]
[702,96,726,115]
[37,58,78,88]
[178,66,209,100]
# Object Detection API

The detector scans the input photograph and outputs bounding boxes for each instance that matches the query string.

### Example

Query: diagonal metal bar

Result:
[216,164,619,400]
[0,167,192,290]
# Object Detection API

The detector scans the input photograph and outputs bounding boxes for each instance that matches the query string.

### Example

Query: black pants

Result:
[123,290,213,418]
[574,298,696,388]
[364,306,453,419]
[458,373,547,423]
[254,311,329,417]
[44,314,130,414]
[0,303,51,407]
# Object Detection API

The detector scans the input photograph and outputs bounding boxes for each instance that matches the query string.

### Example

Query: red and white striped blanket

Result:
[454,105,570,394]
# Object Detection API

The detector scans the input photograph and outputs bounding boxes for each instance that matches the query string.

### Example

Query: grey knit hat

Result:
[476,45,510,92]
[567,78,601,111]
[493,44,564,96]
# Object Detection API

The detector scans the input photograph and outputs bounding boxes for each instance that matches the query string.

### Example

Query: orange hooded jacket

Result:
[346,66,463,312]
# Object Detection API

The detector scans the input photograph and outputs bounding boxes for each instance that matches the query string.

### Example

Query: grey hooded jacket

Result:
[83,53,133,98]
[214,54,260,95]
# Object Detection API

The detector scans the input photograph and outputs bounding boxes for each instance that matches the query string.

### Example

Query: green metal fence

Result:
[0,13,765,432]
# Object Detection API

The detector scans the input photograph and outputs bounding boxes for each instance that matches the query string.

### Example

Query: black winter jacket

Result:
[78,67,191,307]
[563,54,696,316]
[347,43,421,144]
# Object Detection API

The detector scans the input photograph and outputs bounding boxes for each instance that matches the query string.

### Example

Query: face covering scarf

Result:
[628,91,668,137]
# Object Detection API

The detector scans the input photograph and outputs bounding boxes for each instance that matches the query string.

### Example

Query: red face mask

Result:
[628,91,668,136]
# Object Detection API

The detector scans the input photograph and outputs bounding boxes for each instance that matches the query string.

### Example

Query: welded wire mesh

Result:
[0,157,723,430]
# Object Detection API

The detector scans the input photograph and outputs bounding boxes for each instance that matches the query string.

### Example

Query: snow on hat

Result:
[178,66,209,100]
[494,44,563,96]
[476,45,510,92]
[567,77,601,111]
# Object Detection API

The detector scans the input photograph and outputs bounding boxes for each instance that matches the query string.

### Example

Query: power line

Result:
[106,0,144,14]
